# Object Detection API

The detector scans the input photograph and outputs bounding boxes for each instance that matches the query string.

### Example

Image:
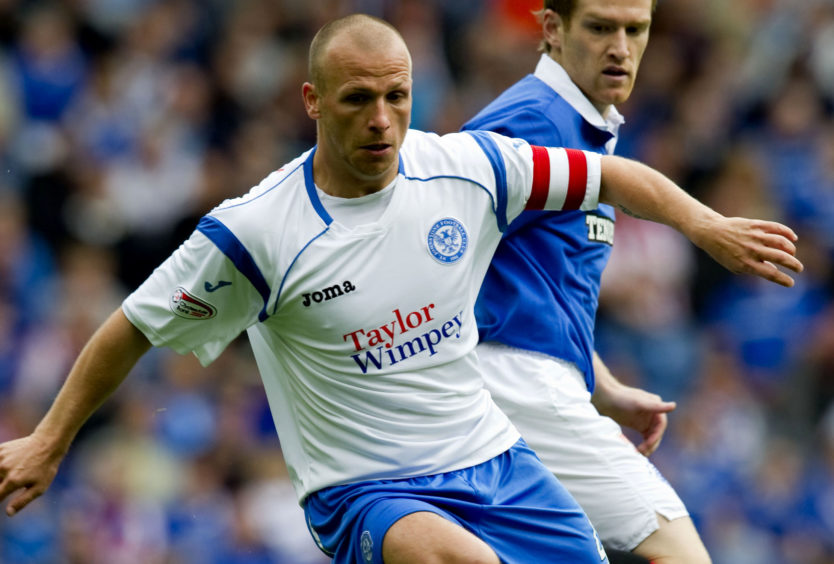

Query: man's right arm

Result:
[598,154,804,287]
[0,307,151,516]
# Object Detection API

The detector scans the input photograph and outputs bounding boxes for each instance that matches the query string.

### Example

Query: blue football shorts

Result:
[303,439,609,563]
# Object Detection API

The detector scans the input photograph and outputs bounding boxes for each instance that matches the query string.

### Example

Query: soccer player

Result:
[463,0,731,562]
[0,13,801,564]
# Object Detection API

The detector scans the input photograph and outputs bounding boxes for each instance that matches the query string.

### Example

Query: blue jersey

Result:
[463,56,620,391]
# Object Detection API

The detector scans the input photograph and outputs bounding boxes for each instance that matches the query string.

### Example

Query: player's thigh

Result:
[632,515,711,564]
[382,511,500,564]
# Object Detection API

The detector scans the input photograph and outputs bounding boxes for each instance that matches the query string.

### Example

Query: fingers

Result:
[0,468,19,516]
[749,261,797,288]
[0,469,12,505]
[635,439,655,456]
[735,225,805,286]
[0,477,21,516]
[740,252,802,287]
[762,251,804,275]
[636,417,665,457]
[755,234,803,272]
[756,220,798,243]
[706,220,805,287]
[0,441,49,517]
[636,411,669,457]
[5,485,44,516]
[758,232,797,257]
[0,468,45,517]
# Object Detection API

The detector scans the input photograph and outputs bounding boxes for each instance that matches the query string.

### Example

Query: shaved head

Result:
[302,13,412,197]
[308,14,411,93]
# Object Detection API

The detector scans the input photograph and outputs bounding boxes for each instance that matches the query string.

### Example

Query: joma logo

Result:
[302,281,356,307]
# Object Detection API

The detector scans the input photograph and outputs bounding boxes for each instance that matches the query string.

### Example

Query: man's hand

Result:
[599,156,804,287]
[0,434,66,517]
[592,383,676,456]
[591,352,675,456]
[690,217,803,288]
[0,309,151,518]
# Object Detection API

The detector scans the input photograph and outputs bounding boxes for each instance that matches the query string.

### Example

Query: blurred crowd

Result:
[0,0,833,562]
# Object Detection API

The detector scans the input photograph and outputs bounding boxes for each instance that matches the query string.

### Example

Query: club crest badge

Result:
[427,217,468,264]
[170,287,217,319]
[360,530,373,562]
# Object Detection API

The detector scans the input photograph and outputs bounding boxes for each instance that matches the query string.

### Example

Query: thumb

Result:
[654,400,677,413]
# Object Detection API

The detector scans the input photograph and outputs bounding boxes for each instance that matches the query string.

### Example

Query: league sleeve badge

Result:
[170,287,217,319]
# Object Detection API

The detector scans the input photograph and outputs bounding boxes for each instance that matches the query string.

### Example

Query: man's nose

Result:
[609,28,630,60]
[368,98,391,130]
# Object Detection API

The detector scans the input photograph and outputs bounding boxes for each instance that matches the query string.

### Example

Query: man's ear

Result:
[542,9,564,55]
[302,82,321,119]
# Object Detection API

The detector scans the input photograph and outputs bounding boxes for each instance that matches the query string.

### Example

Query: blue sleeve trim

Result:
[197,216,272,322]
[465,131,509,232]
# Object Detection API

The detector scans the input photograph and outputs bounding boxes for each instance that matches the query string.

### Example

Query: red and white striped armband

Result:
[526,146,601,211]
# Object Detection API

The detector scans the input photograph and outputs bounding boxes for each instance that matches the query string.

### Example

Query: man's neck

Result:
[534,54,622,132]
[312,152,394,199]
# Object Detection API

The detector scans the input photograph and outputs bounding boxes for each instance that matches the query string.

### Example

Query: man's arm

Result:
[598,155,803,287]
[590,351,675,456]
[0,307,151,516]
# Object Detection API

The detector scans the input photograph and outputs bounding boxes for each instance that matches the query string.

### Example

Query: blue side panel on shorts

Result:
[304,440,609,564]
[196,215,272,321]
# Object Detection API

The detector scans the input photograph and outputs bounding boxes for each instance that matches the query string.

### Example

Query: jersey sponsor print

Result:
[343,303,464,374]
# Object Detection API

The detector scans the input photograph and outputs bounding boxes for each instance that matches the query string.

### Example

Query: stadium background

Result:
[1,0,833,562]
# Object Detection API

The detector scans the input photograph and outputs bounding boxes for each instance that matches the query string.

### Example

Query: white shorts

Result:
[476,341,689,551]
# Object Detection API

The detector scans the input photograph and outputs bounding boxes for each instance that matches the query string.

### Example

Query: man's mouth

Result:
[602,67,629,78]
[361,143,392,153]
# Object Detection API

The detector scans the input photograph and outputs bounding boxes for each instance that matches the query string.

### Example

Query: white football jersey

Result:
[122,129,601,501]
